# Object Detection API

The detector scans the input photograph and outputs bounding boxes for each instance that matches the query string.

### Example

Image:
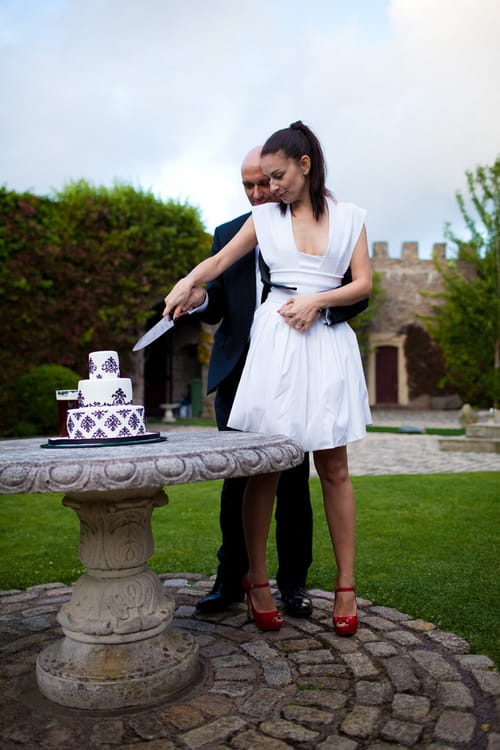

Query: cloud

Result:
[0,0,498,257]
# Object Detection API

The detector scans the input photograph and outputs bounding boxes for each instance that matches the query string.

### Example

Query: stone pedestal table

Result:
[0,431,303,710]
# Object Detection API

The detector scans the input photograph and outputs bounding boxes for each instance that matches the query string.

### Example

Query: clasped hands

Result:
[277,295,322,333]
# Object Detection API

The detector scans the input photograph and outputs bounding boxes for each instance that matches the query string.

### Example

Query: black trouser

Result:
[213,353,313,593]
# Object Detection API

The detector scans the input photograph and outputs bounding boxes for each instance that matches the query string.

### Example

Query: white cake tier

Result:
[88,351,120,380]
[67,405,146,439]
[78,378,133,407]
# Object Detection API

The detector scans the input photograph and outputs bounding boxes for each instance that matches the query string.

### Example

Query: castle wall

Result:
[367,241,461,409]
[370,241,446,332]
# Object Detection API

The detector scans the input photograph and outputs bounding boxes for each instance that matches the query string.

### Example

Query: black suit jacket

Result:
[199,212,369,394]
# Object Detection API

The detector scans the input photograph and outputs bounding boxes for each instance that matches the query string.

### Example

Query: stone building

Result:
[367,241,460,409]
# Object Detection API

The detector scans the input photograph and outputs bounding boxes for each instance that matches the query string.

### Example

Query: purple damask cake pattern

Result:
[112,388,128,405]
[100,356,119,377]
[67,407,146,439]
[78,388,132,408]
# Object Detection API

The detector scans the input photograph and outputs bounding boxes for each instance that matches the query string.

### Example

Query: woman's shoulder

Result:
[331,199,367,224]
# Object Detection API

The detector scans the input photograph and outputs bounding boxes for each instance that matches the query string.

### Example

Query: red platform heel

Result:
[242,576,283,630]
[333,587,358,636]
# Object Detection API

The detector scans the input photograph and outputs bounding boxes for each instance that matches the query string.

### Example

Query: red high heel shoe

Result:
[333,587,358,636]
[242,575,283,630]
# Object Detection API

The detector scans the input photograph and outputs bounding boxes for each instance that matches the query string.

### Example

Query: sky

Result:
[1,0,499,259]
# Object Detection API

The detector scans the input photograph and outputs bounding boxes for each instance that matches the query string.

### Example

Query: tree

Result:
[51,181,211,367]
[351,270,386,360]
[422,158,500,407]
[402,323,453,401]
[0,182,212,433]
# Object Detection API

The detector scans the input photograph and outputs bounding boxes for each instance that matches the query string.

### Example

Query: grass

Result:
[0,473,498,666]
[159,417,217,427]
[366,426,465,436]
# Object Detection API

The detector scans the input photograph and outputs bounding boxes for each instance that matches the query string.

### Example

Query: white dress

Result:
[227,198,372,451]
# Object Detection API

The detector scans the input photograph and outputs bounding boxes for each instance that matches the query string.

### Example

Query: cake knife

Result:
[132,316,174,351]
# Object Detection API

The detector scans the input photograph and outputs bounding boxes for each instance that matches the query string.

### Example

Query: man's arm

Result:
[324,267,369,325]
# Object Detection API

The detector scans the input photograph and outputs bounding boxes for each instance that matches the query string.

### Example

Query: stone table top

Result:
[0,431,304,495]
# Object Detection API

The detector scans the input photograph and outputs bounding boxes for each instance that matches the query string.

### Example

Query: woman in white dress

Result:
[164,122,372,634]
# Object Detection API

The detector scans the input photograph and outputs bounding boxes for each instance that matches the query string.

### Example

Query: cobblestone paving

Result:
[342,409,500,476]
[345,433,500,476]
[1,576,499,749]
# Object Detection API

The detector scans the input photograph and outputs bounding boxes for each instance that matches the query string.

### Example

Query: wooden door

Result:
[375,345,398,403]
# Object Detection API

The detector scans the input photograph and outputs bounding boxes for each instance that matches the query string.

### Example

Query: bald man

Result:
[192,147,367,617]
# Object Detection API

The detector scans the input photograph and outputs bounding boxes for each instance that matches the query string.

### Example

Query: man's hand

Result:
[277,296,322,333]
[181,286,207,314]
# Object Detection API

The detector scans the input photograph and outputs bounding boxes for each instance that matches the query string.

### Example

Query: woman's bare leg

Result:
[314,446,357,618]
[242,471,281,611]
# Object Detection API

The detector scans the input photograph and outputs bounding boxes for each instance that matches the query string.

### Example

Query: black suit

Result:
[198,211,368,593]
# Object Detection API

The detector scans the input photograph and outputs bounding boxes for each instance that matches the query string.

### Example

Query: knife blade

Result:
[132,316,174,351]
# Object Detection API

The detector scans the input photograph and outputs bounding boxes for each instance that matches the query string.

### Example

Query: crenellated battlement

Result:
[371,241,447,263]
[369,241,448,337]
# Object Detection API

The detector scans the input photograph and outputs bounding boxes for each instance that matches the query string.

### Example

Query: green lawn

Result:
[0,473,498,666]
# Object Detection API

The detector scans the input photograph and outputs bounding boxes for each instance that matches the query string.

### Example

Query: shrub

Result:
[12,364,80,436]
[402,323,455,399]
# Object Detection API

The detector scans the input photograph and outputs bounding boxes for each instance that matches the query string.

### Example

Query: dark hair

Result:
[261,121,331,220]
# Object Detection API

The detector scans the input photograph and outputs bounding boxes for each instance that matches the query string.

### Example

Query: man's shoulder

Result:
[214,211,251,238]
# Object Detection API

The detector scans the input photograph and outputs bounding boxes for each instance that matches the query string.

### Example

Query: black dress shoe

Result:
[280,587,313,617]
[196,581,245,614]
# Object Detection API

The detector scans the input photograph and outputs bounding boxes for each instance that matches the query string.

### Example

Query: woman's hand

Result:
[163,277,196,320]
[170,286,207,317]
[278,295,322,333]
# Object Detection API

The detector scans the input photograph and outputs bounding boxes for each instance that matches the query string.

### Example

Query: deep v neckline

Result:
[288,199,334,259]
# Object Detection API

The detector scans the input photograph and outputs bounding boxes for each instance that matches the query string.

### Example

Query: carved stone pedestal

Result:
[36,487,199,709]
[0,431,303,710]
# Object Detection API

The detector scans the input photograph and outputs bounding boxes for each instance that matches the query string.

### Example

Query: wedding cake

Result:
[66,351,146,439]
